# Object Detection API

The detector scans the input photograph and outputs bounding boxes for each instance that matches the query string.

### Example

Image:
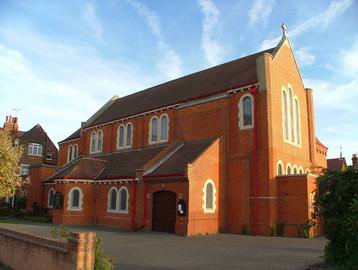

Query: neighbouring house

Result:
[36,26,327,237]
[0,115,58,209]
[327,157,347,172]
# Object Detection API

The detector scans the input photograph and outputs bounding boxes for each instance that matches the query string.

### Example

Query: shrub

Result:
[315,168,358,269]
[15,197,26,210]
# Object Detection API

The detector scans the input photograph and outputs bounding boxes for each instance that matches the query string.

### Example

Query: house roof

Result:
[146,138,214,177]
[45,138,215,182]
[327,158,347,172]
[59,128,81,144]
[315,137,328,150]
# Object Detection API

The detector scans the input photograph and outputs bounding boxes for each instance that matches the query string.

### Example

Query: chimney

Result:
[3,115,19,133]
[352,154,358,168]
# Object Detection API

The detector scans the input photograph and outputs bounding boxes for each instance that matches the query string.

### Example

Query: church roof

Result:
[60,47,274,143]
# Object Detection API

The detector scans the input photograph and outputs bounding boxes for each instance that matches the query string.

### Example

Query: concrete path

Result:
[0,219,326,270]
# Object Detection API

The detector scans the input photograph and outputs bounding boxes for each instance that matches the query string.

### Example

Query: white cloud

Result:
[84,0,103,39]
[295,47,316,67]
[248,0,274,26]
[126,0,183,79]
[261,0,354,49]
[198,0,222,66]
[340,37,358,77]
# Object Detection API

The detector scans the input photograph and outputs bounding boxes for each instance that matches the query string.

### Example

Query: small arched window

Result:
[119,187,129,212]
[68,145,73,162]
[238,94,254,129]
[150,117,158,143]
[160,115,168,141]
[90,131,97,153]
[108,188,117,211]
[298,167,304,174]
[293,165,298,175]
[97,130,103,151]
[118,125,125,148]
[48,189,55,208]
[203,179,216,213]
[126,123,132,146]
[68,187,83,211]
[287,164,292,175]
[277,161,284,176]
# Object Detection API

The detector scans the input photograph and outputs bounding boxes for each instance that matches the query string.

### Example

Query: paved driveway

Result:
[0,220,326,270]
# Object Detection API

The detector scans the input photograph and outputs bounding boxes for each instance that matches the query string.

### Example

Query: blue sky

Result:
[0,0,357,163]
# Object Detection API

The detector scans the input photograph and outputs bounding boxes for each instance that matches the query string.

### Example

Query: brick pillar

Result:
[68,232,96,270]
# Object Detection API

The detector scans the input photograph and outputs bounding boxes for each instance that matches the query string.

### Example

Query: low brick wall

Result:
[0,227,96,270]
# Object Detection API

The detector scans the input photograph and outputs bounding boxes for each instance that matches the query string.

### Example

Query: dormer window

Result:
[90,130,103,154]
[28,143,43,156]
[149,114,169,144]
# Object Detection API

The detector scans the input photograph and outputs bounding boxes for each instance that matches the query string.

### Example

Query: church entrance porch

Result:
[152,190,177,233]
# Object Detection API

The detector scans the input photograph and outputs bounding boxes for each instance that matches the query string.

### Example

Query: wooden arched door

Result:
[152,191,176,233]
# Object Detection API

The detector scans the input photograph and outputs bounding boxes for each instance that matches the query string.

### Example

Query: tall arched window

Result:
[295,98,300,145]
[288,88,294,142]
[282,90,289,140]
[119,187,129,212]
[150,117,158,143]
[48,189,55,208]
[67,187,83,211]
[160,115,168,141]
[126,123,132,146]
[202,179,216,213]
[108,187,118,211]
[277,161,284,176]
[293,165,298,175]
[97,130,103,151]
[73,144,78,159]
[118,125,125,148]
[239,94,254,129]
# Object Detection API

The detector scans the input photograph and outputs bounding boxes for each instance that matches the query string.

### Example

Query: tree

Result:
[315,168,358,269]
[0,130,25,197]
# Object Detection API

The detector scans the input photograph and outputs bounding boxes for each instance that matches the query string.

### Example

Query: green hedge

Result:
[316,168,358,269]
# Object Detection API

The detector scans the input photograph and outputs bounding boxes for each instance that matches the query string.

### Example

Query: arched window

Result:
[97,130,103,152]
[108,187,118,211]
[118,125,125,148]
[288,88,294,142]
[48,189,55,208]
[295,98,300,145]
[239,94,254,129]
[75,144,79,158]
[293,165,298,175]
[67,187,83,211]
[68,145,73,162]
[277,161,284,176]
[282,90,289,140]
[298,167,304,174]
[287,164,292,175]
[126,123,132,146]
[202,179,216,213]
[119,187,129,213]
[150,117,158,143]
[90,131,97,153]
[160,115,168,141]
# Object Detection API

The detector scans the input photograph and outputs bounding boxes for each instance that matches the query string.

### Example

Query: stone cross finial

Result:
[281,23,288,37]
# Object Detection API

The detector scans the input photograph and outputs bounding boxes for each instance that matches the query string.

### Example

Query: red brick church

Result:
[31,26,327,237]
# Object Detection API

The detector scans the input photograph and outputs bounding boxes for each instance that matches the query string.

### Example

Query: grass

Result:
[0,218,16,224]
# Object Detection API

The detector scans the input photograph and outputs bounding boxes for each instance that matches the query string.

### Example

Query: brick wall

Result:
[0,227,96,270]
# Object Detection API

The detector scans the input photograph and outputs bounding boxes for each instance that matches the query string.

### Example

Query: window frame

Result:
[149,116,159,144]
[202,179,217,214]
[159,114,169,142]
[107,187,118,213]
[28,143,43,156]
[286,163,292,175]
[20,164,30,176]
[238,93,254,130]
[277,161,284,176]
[90,130,103,154]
